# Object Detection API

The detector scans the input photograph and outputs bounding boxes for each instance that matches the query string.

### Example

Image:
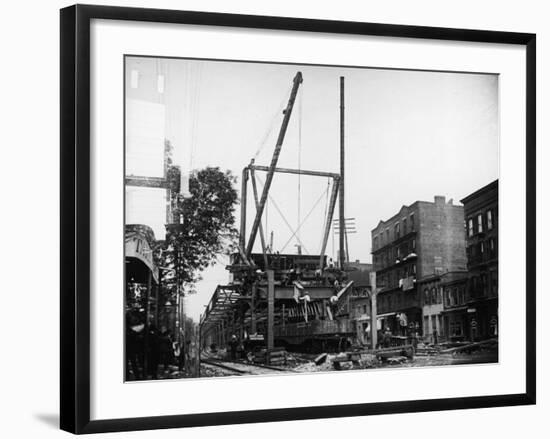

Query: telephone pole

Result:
[339,76,346,269]
[370,272,378,350]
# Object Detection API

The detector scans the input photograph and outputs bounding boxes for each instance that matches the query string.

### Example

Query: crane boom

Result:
[245,71,303,257]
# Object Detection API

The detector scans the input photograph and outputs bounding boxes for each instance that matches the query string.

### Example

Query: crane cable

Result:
[252,85,291,161]
[280,183,329,253]
[297,84,302,247]
[252,84,293,248]
[255,174,309,254]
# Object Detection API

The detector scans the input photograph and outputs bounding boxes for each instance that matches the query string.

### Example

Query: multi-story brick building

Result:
[461,180,499,341]
[419,271,468,343]
[371,196,467,336]
[346,261,373,345]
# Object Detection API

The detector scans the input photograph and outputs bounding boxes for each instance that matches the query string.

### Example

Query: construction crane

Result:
[200,73,355,361]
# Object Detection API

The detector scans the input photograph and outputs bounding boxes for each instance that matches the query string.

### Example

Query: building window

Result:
[487,210,493,230]
[431,288,437,304]
[410,213,415,231]
[491,271,498,296]
[394,222,400,240]
[489,238,496,258]
[386,228,390,244]
[489,316,498,336]
[373,235,378,251]
[403,218,408,235]
[451,321,463,337]
[477,213,483,233]
[481,273,488,296]
[468,218,474,237]
[424,288,430,305]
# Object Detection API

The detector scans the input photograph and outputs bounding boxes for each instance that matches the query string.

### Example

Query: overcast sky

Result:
[126,56,499,321]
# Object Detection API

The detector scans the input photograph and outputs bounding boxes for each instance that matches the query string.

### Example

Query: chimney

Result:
[434,195,446,205]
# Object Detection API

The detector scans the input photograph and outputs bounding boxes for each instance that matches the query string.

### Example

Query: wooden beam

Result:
[249,165,340,180]
[125,176,169,188]
[267,270,275,353]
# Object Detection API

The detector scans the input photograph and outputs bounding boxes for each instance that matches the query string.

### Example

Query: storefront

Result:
[466,298,498,341]
[442,307,469,342]
[125,225,160,380]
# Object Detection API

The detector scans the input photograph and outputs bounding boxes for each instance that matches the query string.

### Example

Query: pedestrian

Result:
[158,325,173,376]
[383,327,392,348]
[126,314,145,380]
[146,323,159,379]
[229,334,238,360]
[236,340,245,360]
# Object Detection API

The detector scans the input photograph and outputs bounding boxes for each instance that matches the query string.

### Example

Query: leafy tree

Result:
[156,161,239,301]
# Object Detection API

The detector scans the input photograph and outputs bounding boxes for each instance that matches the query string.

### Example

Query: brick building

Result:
[346,261,373,345]
[419,271,468,343]
[461,180,499,341]
[371,196,467,336]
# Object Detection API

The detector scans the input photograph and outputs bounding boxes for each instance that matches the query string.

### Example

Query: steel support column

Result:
[267,270,275,354]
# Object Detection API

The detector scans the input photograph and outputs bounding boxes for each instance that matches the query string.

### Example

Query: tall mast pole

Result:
[339,76,346,270]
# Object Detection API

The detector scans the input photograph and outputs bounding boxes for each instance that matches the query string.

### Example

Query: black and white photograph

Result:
[0,0,543,436]
[124,56,499,381]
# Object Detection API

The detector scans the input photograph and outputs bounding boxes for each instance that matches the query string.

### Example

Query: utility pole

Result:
[251,282,257,334]
[144,271,152,375]
[370,272,378,349]
[266,270,275,356]
[339,76,346,270]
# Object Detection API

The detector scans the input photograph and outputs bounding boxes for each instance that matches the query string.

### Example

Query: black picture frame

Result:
[60,4,536,434]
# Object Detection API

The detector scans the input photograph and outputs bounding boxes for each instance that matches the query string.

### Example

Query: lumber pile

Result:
[439,338,497,355]
[253,347,288,365]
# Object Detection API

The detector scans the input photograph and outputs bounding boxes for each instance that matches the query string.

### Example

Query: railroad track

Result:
[201,359,290,375]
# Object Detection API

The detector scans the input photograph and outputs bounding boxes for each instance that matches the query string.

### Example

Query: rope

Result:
[255,174,309,254]
[297,85,302,246]
[252,88,290,161]
[280,184,329,253]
